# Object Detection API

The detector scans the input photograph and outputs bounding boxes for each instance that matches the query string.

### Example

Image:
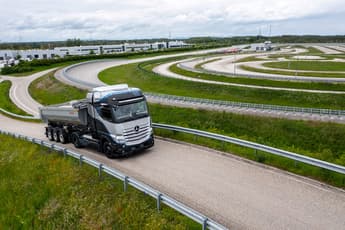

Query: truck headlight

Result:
[111,134,126,144]
[149,127,153,135]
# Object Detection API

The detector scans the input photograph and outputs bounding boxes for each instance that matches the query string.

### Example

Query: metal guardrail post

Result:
[79,155,84,165]
[202,218,209,230]
[98,164,103,178]
[157,193,162,212]
[124,176,129,192]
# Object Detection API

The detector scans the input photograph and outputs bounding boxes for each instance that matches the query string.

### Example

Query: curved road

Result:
[154,58,345,94]
[1,50,345,229]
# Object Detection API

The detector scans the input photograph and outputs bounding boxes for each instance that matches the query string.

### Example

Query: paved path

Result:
[1,69,57,117]
[166,58,345,94]
[313,45,343,54]
[202,55,345,82]
[1,113,345,230]
[57,57,345,123]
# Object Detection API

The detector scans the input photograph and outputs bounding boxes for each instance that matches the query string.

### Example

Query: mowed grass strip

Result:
[29,71,87,105]
[99,60,345,109]
[263,61,345,72]
[0,80,31,116]
[169,63,345,91]
[0,134,199,229]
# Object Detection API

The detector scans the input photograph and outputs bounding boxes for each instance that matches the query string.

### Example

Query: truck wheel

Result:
[53,128,60,142]
[103,141,115,158]
[71,133,82,148]
[58,129,68,144]
[47,128,54,141]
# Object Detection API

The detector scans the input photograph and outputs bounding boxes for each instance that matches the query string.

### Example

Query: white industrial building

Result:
[0,40,191,63]
[250,41,272,51]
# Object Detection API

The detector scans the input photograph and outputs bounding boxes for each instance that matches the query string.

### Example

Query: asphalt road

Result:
[1,47,345,229]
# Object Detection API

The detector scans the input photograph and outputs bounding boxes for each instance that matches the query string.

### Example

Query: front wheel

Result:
[103,140,115,158]
[71,133,83,148]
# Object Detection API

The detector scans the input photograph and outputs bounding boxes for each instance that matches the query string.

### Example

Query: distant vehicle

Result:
[40,84,154,158]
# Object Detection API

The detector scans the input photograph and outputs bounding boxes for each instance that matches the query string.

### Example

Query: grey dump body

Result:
[39,84,154,158]
[40,100,88,125]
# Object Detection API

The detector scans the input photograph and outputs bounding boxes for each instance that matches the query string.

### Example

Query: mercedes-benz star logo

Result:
[134,126,140,132]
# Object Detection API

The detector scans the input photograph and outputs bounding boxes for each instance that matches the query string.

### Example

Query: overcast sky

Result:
[0,0,344,42]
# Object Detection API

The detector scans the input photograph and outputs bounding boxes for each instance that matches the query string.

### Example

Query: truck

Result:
[39,84,154,158]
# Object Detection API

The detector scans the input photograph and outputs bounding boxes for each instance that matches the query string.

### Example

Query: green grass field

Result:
[98,60,345,109]
[0,134,198,229]
[169,63,345,91]
[263,61,345,72]
[29,71,87,105]
[0,81,31,116]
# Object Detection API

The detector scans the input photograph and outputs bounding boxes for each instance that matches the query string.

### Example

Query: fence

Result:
[152,123,345,175]
[0,129,227,230]
[0,108,38,120]
[145,92,345,117]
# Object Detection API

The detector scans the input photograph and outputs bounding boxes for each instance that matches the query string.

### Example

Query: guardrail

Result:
[145,92,345,116]
[152,123,345,175]
[178,58,345,83]
[0,108,39,120]
[0,129,227,230]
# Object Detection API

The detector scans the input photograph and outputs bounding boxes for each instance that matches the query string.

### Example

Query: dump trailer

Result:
[40,84,154,158]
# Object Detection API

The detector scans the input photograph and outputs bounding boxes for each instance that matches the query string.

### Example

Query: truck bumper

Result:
[113,135,154,156]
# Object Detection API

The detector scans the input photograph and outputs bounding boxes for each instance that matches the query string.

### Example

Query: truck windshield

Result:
[112,100,149,123]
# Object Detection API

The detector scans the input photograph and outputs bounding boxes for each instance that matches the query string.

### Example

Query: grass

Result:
[0,80,31,116]
[263,61,345,72]
[0,134,199,229]
[234,56,265,63]
[194,58,222,69]
[149,104,345,188]
[98,59,345,109]
[29,71,87,105]
[169,63,345,91]
[240,65,345,78]
[27,74,345,187]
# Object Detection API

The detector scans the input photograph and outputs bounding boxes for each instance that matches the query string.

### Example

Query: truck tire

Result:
[103,140,115,158]
[52,128,60,142]
[71,132,82,148]
[58,129,68,144]
[47,127,54,141]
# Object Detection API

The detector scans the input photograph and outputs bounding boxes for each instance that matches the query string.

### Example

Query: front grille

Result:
[123,123,150,143]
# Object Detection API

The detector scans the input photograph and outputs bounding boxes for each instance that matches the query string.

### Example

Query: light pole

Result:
[234,51,237,76]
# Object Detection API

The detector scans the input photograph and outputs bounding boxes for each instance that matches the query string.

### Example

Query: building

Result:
[250,41,272,51]
[0,40,191,63]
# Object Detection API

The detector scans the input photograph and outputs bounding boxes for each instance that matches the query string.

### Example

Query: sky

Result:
[0,0,344,42]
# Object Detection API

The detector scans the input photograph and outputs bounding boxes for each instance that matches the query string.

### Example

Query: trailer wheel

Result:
[58,129,68,144]
[103,141,115,158]
[52,128,60,142]
[47,127,54,141]
[71,132,82,148]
